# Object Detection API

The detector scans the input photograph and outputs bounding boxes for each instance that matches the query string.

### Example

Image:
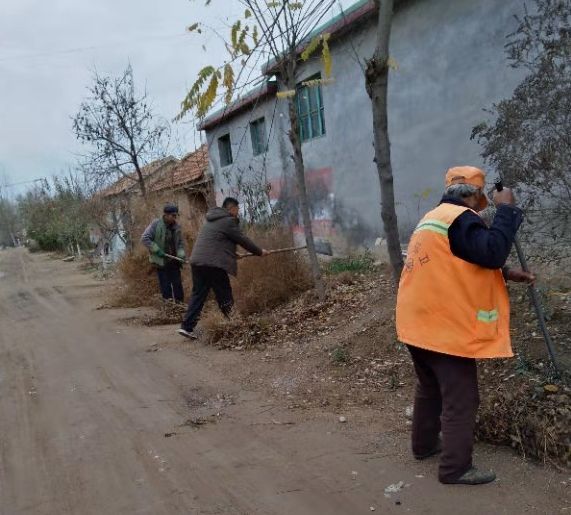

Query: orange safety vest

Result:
[396,203,513,359]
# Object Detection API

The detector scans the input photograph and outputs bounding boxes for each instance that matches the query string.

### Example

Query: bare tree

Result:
[364,0,403,283]
[178,0,338,300]
[73,65,170,199]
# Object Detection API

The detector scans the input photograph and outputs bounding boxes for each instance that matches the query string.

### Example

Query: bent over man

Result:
[396,166,534,485]
[141,204,186,303]
[178,197,268,339]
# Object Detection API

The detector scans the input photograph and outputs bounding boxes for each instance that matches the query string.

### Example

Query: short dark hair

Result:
[222,197,239,209]
[163,203,179,214]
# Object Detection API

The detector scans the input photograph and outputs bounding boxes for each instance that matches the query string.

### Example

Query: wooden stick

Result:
[163,253,187,264]
[238,245,307,259]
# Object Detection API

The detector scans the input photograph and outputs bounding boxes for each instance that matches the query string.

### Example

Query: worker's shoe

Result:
[177,328,198,340]
[441,467,496,485]
[414,440,442,460]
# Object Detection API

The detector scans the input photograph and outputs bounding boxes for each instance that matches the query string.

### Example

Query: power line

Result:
[0,32,193,63]
[2,178,43,188]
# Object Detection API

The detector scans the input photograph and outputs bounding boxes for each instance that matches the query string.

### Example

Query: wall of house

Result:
[204,0,526,252]
[204,95,291,213]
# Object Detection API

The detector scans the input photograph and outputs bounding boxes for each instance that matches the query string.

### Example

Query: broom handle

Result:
[238,245,307,259]
[495,180,560,373]
[163,253,187,264]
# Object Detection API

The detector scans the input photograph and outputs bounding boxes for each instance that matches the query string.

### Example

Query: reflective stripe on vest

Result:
[477,309,499,323]
[414,219,450,236]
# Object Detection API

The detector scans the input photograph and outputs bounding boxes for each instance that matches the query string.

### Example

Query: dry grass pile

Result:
[108,249,158,307]
[477,373,570,468]
[140,298,187,326]
[203,271,387,349]
[232,228,312,315]
[200,309,274,349]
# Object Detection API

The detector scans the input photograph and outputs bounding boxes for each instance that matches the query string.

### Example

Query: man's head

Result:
[444,166,489,211]
[222,197,240,218]
[163,203,179,225]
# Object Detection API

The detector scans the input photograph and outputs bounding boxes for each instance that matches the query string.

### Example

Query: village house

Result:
[90,145,211,261]
[197,0,526,254]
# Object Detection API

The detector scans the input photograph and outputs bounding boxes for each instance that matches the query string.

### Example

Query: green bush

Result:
[324,252,375,275]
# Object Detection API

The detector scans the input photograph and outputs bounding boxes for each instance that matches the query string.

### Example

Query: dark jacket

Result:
[190,207,262,276]
[141,218,186,268]
[443,196,523,269]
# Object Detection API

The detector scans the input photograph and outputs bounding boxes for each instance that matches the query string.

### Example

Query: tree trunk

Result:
[366,0,403,284]
[284,69,326,300]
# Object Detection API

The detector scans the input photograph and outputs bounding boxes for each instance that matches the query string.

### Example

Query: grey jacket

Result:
[190,207,262,276]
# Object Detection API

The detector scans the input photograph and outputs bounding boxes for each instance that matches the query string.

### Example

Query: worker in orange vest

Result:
[396,166,535,485]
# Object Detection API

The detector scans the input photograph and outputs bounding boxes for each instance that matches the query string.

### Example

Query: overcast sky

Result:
[0,0,240,193]
[0,0,353,195]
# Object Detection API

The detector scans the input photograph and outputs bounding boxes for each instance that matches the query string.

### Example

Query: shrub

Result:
[324,252,375,275]
[232,227,312,315]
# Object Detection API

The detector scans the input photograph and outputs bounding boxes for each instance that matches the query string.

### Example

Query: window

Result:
[296,74,325,142]
[218,134,233,167]
[250,117,267,156]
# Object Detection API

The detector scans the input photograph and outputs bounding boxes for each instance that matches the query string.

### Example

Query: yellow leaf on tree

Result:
[276,90,296,99]
[388,57,399,71]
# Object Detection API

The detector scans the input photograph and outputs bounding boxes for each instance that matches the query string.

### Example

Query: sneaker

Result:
[441,467,496,485]
[177,328,198,339]
[414,439,442,460]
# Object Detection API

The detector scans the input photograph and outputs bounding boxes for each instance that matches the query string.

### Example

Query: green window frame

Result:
[296,75,326,142]
[250,117,267,156]
[218,133,233,167]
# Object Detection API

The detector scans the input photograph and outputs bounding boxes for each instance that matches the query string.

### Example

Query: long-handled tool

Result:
[238,245,308,259]
[163,253,187,264]
[495,180,560,374]
[238,242,333,259]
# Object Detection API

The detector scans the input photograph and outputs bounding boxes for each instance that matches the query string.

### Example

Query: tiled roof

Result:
[100,157,178,197]
[150,145,209,192]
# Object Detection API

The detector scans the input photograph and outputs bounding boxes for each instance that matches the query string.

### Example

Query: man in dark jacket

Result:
[141,204,186,303]
[178,197,268,339]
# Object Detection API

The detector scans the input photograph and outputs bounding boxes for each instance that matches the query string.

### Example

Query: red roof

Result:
[100,157,177,197]
[150,145,209,192]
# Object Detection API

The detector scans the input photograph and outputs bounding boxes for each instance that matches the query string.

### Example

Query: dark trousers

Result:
[407,345,480,483]
[157,267,184,303]
[181,265,234,331]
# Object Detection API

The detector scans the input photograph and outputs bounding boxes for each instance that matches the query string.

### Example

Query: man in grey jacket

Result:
[178,197,268,339]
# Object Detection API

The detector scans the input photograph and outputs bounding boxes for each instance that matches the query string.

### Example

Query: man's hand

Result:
[493,187,516,206]
[507,268,536,284]
[261,249,270,257]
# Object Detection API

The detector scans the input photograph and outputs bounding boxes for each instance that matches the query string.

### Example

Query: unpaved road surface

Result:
[0,249,568,514]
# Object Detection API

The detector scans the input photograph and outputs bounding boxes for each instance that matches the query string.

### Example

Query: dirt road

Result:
[0,249,568,514]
